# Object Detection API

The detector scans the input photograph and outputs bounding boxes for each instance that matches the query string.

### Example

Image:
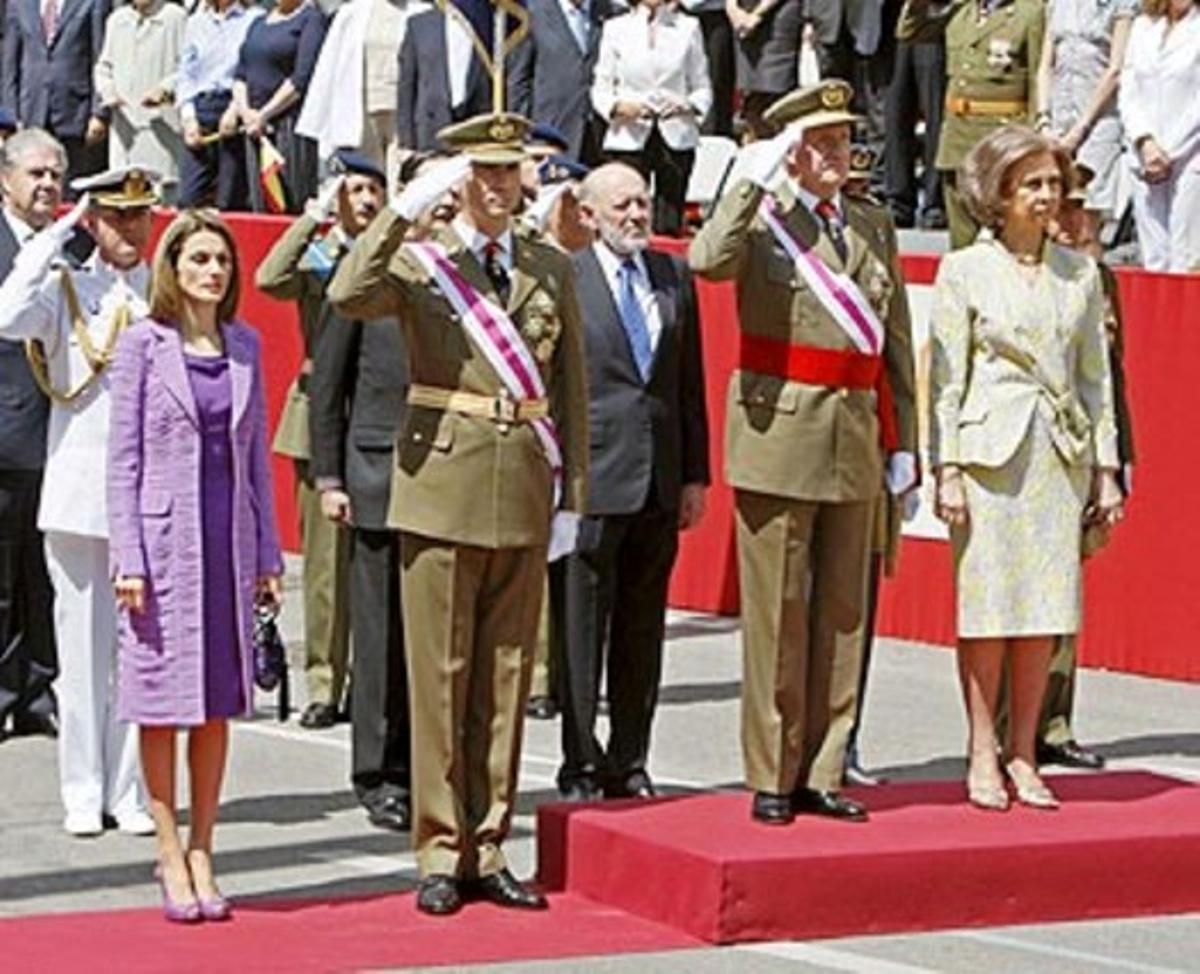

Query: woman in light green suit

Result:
[928,125,1124,812]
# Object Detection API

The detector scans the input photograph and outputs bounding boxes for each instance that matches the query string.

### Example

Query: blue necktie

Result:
[617,258,653,382]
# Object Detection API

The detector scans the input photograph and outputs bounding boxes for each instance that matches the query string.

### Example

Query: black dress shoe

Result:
[792,788,869,822]
[365,794,411,832]
[470,869,547,910]
[299,702,338,729]
[751,791,795,825]
[558,778,602,802]
[525,696,558,720]
[607,771,656,800]
[11,711,58,738]
[920,208,948,230]
[1037,740,1105,770]
[416,874,462,916]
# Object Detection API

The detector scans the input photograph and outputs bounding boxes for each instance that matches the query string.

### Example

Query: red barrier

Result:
[204,213,1196,682]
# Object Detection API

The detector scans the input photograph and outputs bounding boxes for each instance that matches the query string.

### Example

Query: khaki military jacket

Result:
[256,213,348,459]
[327,208,589,549]
[689,179,917,504]
[928,236,1119,472]
[898,0,1044,171]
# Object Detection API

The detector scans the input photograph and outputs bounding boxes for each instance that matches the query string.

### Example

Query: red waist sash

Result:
[739,332,900,452]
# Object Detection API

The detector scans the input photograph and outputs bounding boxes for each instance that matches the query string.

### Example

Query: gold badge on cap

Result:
[821,86,848,111]
[125,170,147,197]
[488,117,517,142]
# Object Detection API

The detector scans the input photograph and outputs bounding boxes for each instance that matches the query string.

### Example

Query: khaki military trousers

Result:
[295,461,351,707]
[735,489,873,794]
[400,532,546,880]
[942,172,981,251]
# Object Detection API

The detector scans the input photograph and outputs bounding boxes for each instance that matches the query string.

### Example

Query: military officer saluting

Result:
[257,159,359,731]
[328,113,588,916]
[0,167,160,837]
[689,80,917,826]
[898,0,1045,249]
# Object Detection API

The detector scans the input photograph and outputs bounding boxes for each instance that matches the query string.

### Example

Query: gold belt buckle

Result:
[492,390,518,427]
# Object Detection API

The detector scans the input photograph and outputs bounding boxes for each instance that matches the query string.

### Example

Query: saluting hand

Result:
[392,154,471,221]
[114,576,146,614]
[934,468,969,527]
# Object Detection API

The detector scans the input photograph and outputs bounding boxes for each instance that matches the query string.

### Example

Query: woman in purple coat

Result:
[108,210,283,923]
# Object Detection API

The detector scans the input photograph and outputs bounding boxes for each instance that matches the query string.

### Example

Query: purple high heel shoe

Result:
[197,894,232,922]
[154,867,201,924]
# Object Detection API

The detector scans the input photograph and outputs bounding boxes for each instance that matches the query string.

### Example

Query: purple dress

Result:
[184,352,244,719]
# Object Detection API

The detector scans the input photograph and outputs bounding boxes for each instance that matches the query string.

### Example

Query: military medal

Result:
[987,38,1014,69]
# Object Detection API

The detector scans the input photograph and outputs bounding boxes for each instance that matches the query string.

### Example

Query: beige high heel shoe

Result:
[1004,761,1060,810]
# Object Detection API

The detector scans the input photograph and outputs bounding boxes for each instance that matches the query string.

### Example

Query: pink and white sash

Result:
[760,198,885,356]
[406,241,563,507]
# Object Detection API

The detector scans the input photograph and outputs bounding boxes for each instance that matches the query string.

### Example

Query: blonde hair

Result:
[958,125,1073,230]
[149,210,241,324]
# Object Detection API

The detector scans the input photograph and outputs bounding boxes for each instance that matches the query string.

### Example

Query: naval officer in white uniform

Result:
[0,168,160,837]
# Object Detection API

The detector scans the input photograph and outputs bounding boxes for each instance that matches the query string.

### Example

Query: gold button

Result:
[413,432,424,442]
[838,388,849,399]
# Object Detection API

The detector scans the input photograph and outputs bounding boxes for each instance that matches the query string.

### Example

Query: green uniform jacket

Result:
[256,213,347,460]
[898,0,1044,171]
[688,179,918,504]
[326,208,589,549]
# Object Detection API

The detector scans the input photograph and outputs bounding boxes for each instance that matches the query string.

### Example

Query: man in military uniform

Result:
[689,80,917,825]
[897,0,1044,248]
[0,167,159,837]
[256,159,359,730]
[328,113,588,915]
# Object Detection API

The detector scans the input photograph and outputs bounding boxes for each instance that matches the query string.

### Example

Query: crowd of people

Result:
[0,0,1194,264]
[0,0,1158,934]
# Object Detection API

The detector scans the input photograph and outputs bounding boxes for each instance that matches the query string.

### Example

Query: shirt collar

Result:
[453,215,513,265]
[3,209,37,244]
[790,180,844,223]
[593,239,648,285]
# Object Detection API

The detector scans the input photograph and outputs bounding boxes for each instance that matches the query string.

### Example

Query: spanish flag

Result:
[259,135,287,214]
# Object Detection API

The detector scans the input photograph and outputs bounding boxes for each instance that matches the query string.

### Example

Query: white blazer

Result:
[1119,9,1200,165]
[0,233,149,539]
[590,6,712,153]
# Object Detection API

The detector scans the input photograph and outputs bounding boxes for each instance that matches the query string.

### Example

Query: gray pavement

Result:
[2,556,1198,971]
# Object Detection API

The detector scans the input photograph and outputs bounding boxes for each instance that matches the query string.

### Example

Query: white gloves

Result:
[305,175,343,222]
[739,125,799,190]
[524,181,571,233]
[19,193,88,275]
[548,511,581,563]
[391,155,472,221]
[886,451,918,496]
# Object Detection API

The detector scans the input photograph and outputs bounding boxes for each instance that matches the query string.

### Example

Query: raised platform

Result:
[537,772,1200,944]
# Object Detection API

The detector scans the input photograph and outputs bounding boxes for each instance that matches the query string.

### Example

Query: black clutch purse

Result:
[253,605,286,692]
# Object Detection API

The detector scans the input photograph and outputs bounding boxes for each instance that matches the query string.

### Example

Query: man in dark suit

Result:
[396,7,492,153]
[558,162,710,801]
[0,128,66,739]
[1,0,111,181]
[307,151,415,832]
[506,0,611,166]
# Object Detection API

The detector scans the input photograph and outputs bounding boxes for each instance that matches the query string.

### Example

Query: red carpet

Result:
[538,772,1200,944]
[0,891,700,973]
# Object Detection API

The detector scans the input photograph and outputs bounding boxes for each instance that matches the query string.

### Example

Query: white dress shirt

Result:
[446,6,475,111]
[593,241,663,356]
[453,216,515,275]
[557,0,593,53]
[4,209,37,246]
[591,6,712,152]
